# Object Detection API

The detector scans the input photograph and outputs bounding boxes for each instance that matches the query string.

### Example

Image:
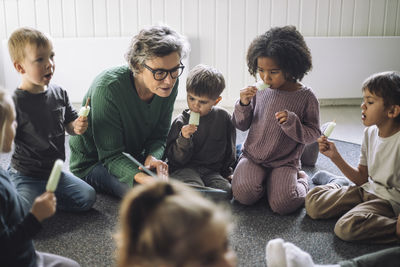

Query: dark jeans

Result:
[83,163,130,199]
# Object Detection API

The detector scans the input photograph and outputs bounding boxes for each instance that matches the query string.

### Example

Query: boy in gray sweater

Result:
[166,64,236,198]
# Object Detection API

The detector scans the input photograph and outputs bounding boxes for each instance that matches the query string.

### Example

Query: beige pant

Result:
[305,184,399,244]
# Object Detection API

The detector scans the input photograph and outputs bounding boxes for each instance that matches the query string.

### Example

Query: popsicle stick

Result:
[84,97,90,108]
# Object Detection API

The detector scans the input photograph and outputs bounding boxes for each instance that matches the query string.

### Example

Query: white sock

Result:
[283,242,315,267]
[266,238,287,267]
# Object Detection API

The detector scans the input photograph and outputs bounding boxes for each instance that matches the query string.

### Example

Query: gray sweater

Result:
[233,86,321,168]
[166,107,236,177]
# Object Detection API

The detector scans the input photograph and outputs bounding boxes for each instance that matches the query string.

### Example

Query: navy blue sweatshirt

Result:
[0,168,41,267]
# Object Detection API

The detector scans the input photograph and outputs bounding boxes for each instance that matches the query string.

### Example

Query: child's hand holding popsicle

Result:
[31,159,63,222]
[73,98,90,135]
[317,120,339,160]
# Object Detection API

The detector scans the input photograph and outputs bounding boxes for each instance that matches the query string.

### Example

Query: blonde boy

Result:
[306,71,400,244]
[7,27,95,214]
[165,64,236,198]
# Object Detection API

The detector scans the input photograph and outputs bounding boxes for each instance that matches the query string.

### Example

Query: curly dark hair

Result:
[246,25,312,82]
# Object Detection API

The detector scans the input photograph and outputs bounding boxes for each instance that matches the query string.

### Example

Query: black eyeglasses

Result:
[143,62,185,81]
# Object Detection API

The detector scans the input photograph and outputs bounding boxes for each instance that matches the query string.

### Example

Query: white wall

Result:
[1,0,400,105]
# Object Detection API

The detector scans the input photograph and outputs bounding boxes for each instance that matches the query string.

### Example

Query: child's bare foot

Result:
[397,215,400,238]
[298,170,308,180]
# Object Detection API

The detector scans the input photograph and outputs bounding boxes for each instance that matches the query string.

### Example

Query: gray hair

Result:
[125,25,190,75]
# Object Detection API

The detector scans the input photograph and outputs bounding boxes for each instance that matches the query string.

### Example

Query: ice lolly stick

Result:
[189,111,200,125]
[323,120,336,137]
[78,97,91,117]
[46,159,63,192]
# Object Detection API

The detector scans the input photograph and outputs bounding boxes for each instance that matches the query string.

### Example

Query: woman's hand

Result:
[30,192,56,222]
[145,155,169,181]
[239,86,257,106]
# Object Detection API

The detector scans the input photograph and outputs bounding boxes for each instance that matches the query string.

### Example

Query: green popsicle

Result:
[189,111,200,125]
[46,159,63,192]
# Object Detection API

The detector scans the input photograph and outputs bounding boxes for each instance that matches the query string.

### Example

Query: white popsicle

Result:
[323,121,336,137]
[78,97,91,117]
[189,111,200,125]
[78,106,90,117]
[46,159,64,192]
[255,80,270,91]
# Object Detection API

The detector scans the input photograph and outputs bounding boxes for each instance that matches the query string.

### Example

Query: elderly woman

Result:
[69,25,190,198]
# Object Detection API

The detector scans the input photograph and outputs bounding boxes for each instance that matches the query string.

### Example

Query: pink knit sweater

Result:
[233,86,321,168]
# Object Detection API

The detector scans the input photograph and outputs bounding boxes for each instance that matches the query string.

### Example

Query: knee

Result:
[269,193,305,215]
[305,188,323,219]
[232,183,262,205]
[334,214,361,242]
[80,186,96,210]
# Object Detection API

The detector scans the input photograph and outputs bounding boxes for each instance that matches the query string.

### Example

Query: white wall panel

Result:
[397,0,400,35]
[369,0,385,35]
[35,0,50,33]
[0,1,6,39]
[106,0,121,36]
[165,0,181,32]
[61,0,76,37]
[316,0,329,36]
[215,0,229,100]
[48,0,63,37]
[151,0,164,24]
[271,0,287,27]
[137,0,151,28]
[258,0,272,34]
[121,0,138,36]
[300,0,317,35]
[18,0,36,28]
[329,0,342,36]
[4,0,19,35]
[341,0,355,36]
[228,0,246,100]
[93,0,107,37]
[1,0,400,103]
[353,0,370,35]
[76,0,94,37]
[385,0,398,35]
[287,0,301,29]
[244,0,259,86]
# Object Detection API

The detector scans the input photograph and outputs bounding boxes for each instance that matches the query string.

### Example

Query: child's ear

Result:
[13,61,25,74]
[388,105,400,119]
[214,96,222,105]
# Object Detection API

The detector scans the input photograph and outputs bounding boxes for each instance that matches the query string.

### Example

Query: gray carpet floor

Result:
[0,137,396,267]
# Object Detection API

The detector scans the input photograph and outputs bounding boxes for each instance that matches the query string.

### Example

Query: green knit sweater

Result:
[69,65,178,186]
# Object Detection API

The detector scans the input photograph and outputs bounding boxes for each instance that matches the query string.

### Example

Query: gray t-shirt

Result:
[11,85,77,178]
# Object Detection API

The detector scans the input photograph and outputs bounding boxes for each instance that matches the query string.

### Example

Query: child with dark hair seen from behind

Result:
[166,64,236,199]
[306,71,400,244]
[232,25,321,214]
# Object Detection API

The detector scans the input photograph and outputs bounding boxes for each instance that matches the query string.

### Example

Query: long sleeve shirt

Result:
[166,107,236,177]
[0,169,42,267]
[69,65,178,186]
[233,85,320,168]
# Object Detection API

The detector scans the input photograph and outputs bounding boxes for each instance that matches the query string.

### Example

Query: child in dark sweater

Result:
[166,64,236,198]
